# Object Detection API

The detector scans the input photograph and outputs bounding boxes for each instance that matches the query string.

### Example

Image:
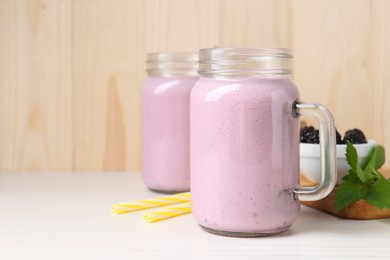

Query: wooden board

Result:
[0,0,72,171]
[301,168,390,219]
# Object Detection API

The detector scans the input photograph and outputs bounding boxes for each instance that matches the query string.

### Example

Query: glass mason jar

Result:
[141,52,198,193]
[190,48,336,236]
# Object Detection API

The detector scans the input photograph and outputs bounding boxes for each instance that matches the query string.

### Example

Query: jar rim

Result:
[146,52,198,62]
[198,48,292,78]
[146,52,198,77]
[199,48,292,58]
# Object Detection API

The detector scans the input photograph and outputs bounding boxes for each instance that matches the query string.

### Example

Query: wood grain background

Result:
[0,0,389,171]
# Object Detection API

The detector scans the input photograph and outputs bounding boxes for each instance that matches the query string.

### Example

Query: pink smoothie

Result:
[190,77,300,235]
[142,76,198,192]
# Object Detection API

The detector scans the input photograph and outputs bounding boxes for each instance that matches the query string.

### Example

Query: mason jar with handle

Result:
[190,48,336,237]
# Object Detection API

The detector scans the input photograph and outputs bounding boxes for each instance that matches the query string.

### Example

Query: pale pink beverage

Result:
[191,77,300,234]
[141,52,198,193]
[191,48,337,236]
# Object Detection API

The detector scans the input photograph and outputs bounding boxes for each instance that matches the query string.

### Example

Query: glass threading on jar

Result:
[146,52,198,77]
[198,48,292,78]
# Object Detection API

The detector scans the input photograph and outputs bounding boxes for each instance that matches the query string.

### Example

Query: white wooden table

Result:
[1,172,389,259]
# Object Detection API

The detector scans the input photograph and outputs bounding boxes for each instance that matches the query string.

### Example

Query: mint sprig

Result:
[334,142,390,211]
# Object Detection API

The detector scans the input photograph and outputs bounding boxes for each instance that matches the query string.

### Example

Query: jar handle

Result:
[292,101,337,201]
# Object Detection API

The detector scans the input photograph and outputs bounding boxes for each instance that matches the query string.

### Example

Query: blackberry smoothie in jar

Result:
[190,48,337,236]
[141,52,198,193]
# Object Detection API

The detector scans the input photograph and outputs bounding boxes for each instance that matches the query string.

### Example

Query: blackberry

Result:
[336,129,344,144]
[301,127,345,144]
[343,128,367,144]
[300,126,319,144]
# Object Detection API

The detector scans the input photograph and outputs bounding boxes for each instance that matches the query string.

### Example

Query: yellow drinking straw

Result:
[111,192,190,215]
[143,202,191,223]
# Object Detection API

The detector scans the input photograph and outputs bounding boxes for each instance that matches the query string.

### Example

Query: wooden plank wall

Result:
[0,0,389,171]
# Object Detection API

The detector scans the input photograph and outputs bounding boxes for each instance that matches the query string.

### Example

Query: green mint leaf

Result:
[374,145,385,170]
[335,143,387,211]
[355,166,368,183]
[364,146,377,172]
[363,145,385,182]
[364,177,390,209]
[345,142,358,170]
[334,181,368,211]
[363,145,385,174]
[342,169,362,183]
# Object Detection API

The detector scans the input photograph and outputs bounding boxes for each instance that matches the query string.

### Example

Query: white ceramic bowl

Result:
[300,140,376,184]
